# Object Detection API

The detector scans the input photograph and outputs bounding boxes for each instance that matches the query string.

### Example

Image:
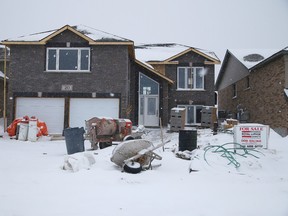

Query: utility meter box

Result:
[233,124,269,149]
[170,108,186,132]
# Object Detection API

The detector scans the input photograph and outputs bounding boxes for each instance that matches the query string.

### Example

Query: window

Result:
[147,98,156,115]
[139,73,159,95]
[177,67,205,90]
[232,83,237,98]
[178,105,203,125]
[46,47,90,72]
[246,76,250,89]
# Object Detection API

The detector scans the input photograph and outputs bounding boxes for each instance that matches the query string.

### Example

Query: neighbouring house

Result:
[0,46,9,118]
[1,25,220,134]
[135,43,220,126]
[215,47,288,136]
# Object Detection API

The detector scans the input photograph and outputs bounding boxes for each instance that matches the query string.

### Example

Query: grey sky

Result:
[1,0,287,74]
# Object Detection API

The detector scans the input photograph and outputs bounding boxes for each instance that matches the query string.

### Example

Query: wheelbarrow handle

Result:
[124,140,170,163]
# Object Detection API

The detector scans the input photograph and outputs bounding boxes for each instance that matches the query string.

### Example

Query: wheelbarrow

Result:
[110,139,170,173]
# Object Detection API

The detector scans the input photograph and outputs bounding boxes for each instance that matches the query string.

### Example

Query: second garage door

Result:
[69,98,120,128]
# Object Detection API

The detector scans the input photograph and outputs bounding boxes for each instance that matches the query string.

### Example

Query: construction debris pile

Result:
[7,116,48,141]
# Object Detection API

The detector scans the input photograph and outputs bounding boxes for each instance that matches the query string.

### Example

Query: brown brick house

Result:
[1,25,220,134]
[216,47,288,136]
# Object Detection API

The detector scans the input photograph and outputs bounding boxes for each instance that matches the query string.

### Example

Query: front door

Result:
[138,73,159,127]
[139,95,159,126]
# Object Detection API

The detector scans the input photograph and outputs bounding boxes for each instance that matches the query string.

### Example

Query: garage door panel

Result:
[16,98,65,134]
[69,98,119,128]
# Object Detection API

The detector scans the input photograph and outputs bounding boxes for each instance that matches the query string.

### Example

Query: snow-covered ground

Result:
[0,121,288,216]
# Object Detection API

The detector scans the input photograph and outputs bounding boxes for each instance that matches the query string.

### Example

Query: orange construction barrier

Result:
[7,116,49,137]
[7,116,29,136]
[37,120,48,137]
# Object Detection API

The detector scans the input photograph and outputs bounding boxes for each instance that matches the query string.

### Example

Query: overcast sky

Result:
[1,0,287,74]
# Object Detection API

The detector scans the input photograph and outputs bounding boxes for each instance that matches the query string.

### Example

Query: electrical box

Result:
[170,108,186,132]
[201,106,217,128]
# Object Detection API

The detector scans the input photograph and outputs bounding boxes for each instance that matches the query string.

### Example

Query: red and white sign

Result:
[233,124,269,148]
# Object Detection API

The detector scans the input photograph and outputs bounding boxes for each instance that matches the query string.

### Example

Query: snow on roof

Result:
[229,49,280,69]
[135,44,189,62]
[0,47,10,60]
[284,89,288,97]
[135,43,219,62]
[0,71,9,79]
[4,24,132,42]
[73,25,131,42]
[138,60,154,69]
[5,29,56,42]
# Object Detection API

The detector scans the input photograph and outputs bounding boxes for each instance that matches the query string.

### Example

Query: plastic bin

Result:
[28,117,38,142]
[63,127,85,155]
[18,121,29,141]
[178,129,197,151]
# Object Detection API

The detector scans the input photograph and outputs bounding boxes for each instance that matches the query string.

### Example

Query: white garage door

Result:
[69,98,119,128]
[16,97,65,134]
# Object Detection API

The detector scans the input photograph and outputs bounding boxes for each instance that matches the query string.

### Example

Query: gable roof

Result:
[215,48,285,90]
[135,43,220,65]
[1,24,134,45]
[249,46,288,71]
[1,24,135,58]
[227,49,279,70]
[134,59,173,84]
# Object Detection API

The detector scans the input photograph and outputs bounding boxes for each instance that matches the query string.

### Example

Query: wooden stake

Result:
[160,118,164,151]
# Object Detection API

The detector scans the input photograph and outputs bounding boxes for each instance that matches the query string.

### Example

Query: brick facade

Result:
[0,48,9,118]
[164,51,216,120]
[130,61,170,126]
[2,26,219,130]
[218,55,288,136]
[7,30,131,125]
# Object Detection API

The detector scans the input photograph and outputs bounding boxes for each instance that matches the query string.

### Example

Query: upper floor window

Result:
[46,47,90,72]
[232,83,237,98]
[245,76,250,89]
[177,67,205,90]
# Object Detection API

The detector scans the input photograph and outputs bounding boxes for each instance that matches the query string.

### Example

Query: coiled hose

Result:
[204,142,265,168]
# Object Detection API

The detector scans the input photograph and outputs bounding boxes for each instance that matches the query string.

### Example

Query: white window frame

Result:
[46,47,90,72]
[177,67,205,90]
[177,105,203,125]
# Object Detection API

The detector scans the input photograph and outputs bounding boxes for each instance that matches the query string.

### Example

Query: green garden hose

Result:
[204,142,264,168]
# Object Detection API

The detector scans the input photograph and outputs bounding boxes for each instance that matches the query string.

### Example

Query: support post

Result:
[3,45,7,132]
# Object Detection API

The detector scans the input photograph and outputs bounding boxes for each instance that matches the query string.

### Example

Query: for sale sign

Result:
[233,124,269,148]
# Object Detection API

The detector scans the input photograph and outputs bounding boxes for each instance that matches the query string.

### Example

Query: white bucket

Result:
[18,122,29,141]
[28,119,38,142]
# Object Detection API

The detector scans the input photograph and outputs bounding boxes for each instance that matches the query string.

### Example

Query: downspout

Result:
[3,45,7,131]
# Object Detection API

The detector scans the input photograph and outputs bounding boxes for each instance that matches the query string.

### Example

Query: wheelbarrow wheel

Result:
[99,142,112,149]
[123,161,142,174]
[123,135,134,141]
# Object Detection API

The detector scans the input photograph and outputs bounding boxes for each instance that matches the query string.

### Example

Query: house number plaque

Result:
[61,84,73,91]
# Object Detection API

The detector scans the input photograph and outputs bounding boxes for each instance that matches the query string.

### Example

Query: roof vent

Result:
[72,26,91,35]
[243,54,264,62]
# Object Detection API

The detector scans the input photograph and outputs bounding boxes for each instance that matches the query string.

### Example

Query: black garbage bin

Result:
[178,129,197,151]
[63,127,85,155]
